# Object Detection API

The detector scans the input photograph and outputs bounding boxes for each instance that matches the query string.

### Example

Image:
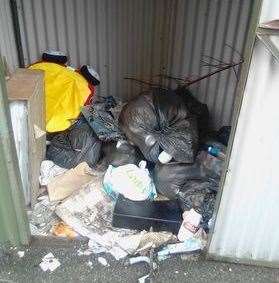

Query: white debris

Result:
[39,160,67,186]
[108,246,128,260]
[77,249,93,256]
[129,256,150,265]
[88,240,108,254]
[17,251,25,258]
[97,257,109,266]
[138,274,149,283]
[86,261,93,268]
[39,253,61,272]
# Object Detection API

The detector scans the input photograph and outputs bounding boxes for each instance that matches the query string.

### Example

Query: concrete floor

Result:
[0,237,279,283]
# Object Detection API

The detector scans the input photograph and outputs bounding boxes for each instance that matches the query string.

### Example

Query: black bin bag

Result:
[153,150,223,229]
[119,88,199,163]
[46,120,102,169]
[101,140,142,167]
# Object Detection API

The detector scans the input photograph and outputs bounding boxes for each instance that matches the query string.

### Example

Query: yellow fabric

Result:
[29,62,91,132]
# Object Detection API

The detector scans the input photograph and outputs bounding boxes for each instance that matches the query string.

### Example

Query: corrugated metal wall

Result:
[15,0,253,129]
[0,0,18,71]
[167,0,253,128]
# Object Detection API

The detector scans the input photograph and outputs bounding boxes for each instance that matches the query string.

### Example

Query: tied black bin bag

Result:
[119,89,199,163]
[46,120,102,169]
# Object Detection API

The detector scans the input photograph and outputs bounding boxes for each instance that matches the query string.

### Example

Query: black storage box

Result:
[112,196,183,234]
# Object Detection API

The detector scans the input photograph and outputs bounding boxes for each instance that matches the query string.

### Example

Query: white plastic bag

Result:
[103,161,157,201]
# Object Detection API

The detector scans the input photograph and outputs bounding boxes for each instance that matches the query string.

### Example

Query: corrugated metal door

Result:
[208,0,279,267]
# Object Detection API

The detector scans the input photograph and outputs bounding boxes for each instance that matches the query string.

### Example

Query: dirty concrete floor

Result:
[0,237,279,283]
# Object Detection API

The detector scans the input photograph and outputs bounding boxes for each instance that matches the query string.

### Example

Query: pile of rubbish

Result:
[28,51,231,279]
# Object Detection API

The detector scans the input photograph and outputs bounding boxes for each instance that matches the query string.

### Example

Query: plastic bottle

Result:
[207,146,226,160]
[158,151,173,164]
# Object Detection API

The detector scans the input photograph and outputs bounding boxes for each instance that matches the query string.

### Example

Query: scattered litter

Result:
[157,254,171,262]
[77,249,93,256]
[175,271,179,274]
[28,196,59,236]
[157,237,204,259]
[103,161,157,201]
[39,253,61,272]
[17,251,25,258]
[138,274,149,283]
[229,268,232,272]
[51,222,79,239]
[55,177,137,249]
[129,256,157,270]
[180,253,201,261]
[98,257,109,266]
[117,231,176,255]
[178,209,202,241]
[39,160,67,186]
[108,246,128,260]
[47,162,96,202]
[88,240,108,254]
[129,256,151,265]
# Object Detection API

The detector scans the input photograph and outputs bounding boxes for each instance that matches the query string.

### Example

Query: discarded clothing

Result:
[47,162,96,201]
[82,96,124,142]
[46,120,102,169]
[119,88,199,163]
[29,62,93,132]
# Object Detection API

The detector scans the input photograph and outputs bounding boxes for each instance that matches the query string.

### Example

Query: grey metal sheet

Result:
[16,0,252,128]
[0,0,18,71]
